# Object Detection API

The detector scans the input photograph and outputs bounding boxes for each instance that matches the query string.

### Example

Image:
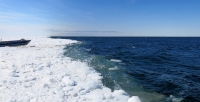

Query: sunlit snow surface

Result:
[0,37,141,102]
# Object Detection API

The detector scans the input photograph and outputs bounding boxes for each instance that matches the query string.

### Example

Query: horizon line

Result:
[49,36,200,38]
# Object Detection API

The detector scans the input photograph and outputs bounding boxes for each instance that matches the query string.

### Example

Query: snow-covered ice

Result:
[0,37,141,102]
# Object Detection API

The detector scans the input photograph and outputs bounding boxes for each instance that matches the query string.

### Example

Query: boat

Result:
[0,38,31,47]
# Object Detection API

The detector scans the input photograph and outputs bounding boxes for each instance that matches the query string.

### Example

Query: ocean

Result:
[51,37,200,102]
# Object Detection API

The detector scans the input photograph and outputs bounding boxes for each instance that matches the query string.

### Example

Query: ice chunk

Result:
[109,66,119,70]
[84,81,101,91]
[128,96,142,102]
[62,76,76,86]
[110,59,122,62]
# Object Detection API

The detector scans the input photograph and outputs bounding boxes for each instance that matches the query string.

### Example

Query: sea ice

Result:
[0,37,141,102]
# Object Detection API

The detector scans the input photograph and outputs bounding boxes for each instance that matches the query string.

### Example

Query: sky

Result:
[0,0,200,37]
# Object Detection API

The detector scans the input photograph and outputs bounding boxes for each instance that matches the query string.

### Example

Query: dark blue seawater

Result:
[51,37,200,102]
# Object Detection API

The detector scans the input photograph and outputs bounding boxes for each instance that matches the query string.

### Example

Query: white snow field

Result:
[0,37,141,102]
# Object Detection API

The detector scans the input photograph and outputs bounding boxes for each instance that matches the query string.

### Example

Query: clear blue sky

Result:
[0,0,200,36]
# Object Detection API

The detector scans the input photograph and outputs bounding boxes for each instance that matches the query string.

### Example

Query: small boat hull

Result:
[0,40,31,47]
